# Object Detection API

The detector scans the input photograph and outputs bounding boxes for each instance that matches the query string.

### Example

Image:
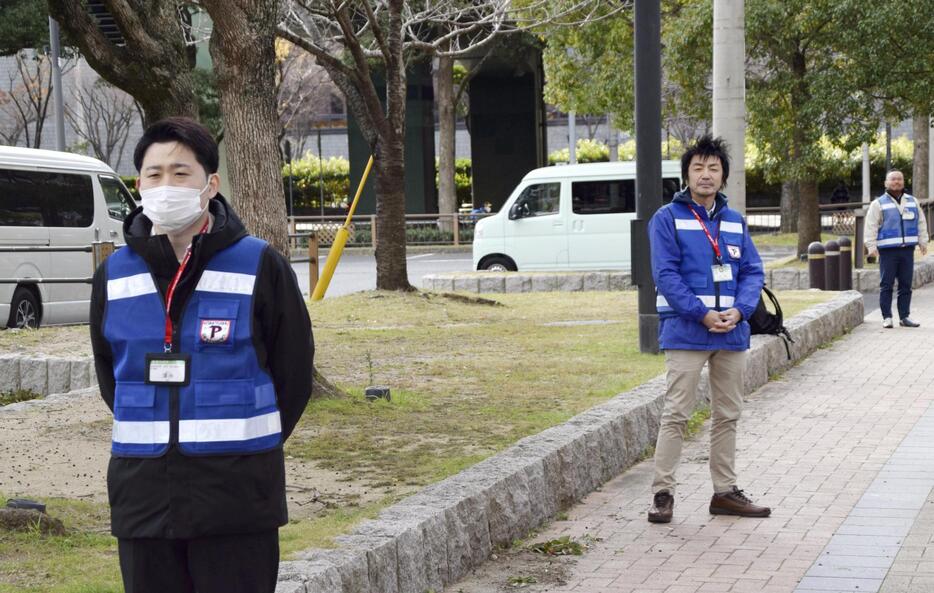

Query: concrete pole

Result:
[568,111,577,164]
[929,117,933,201]
[712,0,746,214]
[48,17,66,152]
[885,122,892,172]
[607,113,619,162]
[862,143,871,204]
[633,0,662,354]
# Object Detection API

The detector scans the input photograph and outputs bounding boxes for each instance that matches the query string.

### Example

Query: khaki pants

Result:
[652,348,747,495]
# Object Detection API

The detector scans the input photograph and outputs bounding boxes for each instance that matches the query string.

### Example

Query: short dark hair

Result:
[681,134,731,187]
[133,116,219,175]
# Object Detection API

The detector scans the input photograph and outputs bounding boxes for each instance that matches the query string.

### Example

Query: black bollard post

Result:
[824,240,840,291]
[838,236,852,290]
[808,242,826,290]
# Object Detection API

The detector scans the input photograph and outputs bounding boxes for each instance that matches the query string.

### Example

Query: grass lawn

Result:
[750,232,837,249]
[0,289,833,591]
[0,495,120,593]
[279,289,832,553]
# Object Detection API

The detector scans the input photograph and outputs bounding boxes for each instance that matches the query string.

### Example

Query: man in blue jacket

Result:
[646,135,770,523]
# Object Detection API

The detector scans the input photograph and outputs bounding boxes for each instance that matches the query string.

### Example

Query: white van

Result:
[0,146,137,329]
[472,161,682,271]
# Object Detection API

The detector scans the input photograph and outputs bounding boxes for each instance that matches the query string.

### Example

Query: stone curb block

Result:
[0,354,20,392]
[0,356,96,398]
[280,291,865,592]
[423,271,633,293]
[765,253,934,291]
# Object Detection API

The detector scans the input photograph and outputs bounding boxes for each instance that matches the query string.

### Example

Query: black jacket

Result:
[89,195,314,539]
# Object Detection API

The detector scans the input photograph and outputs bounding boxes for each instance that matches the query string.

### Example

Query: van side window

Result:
[99,175,137,221]
[572,179,635,214]
[0,168,93,227]
[662,178,681,204]
[515,183,560,217]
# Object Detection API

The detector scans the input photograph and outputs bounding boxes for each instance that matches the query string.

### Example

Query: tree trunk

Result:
[374,132,412,290]
[436,54,457,234]
[203,0,289,256]
[796,179,820,256]
[780,180,798,233]
[913,112,930,201]
[312,368,348,400]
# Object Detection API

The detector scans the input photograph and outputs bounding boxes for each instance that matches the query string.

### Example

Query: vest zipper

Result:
[711,212,721,310]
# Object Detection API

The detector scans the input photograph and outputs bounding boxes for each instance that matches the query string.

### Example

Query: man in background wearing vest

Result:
[646,135,770,524]
[89,117,313,593]
[864,169,928,328]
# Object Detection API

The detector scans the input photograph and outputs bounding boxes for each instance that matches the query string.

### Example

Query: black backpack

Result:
[749,286,795,358]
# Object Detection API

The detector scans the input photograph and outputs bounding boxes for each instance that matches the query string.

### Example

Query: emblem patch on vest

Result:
[727,244,741,259]
[200,320,232,344]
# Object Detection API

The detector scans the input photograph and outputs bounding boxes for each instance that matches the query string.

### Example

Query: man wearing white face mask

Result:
[88,117,313,593]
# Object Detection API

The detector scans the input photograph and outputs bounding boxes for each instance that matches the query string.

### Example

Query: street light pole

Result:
[317,127,325,217]
[284,140,293,220]
[48,17,66,152]
[632,0,662,354]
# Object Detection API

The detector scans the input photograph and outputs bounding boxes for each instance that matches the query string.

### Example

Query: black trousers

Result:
[118,530,279,593]
[879,246,915,320]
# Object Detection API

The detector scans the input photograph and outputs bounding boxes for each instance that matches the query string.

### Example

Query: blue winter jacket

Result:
[648,190,764,351]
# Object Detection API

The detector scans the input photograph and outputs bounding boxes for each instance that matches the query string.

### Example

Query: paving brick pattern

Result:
[454,286,934,593]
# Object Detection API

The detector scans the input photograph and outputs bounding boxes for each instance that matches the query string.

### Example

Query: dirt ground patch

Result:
[0,326,92,358]
[0,390,388,520]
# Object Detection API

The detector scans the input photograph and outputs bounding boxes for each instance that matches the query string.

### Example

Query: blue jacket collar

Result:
[672,189,729,218]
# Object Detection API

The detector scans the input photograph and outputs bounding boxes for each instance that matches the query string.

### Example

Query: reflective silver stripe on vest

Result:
[657,294,735,308]
[674,219,703,230]
[112,420,171,444]
[720,221,744,234]
[107,273,158,301]
[877,237,919,247]
[195,270,256,295]
[178,411,282,443]
[674,218,743,235]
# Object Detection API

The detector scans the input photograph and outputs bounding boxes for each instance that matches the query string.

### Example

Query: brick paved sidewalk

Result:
[454,285,934,593]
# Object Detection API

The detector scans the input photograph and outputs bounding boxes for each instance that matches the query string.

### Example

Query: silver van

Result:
[0,146,136,328]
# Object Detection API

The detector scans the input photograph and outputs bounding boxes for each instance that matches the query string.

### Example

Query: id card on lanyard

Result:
[145,218,209,386]
[689,207,733,283]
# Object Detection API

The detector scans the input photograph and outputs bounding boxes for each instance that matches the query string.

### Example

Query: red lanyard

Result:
[163,219,210,351]
[688,206,722,262]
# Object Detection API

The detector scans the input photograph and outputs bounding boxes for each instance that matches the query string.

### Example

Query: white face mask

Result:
[140,181,211,233]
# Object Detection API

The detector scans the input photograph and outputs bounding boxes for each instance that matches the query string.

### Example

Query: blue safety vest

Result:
[103,236,282,457]
[655,202,746,317]
[876,194,920,249]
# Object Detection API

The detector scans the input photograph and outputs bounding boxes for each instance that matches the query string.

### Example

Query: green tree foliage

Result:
[0,0,49,56]
[833,0,934,118]
[541,1,709,134]
[663,0,934,252]
[541,6,634,130]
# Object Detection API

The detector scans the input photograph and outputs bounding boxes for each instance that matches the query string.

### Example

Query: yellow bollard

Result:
[311,156,374,300]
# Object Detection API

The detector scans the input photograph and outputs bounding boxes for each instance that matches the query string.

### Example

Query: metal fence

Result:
[747,199,934,238]
[288,212,494,250]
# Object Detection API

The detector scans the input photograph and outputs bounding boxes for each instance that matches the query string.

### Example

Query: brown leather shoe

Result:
[648,491,674,523]
[709,487,771,517]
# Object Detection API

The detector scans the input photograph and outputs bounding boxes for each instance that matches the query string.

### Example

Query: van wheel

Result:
[480,256,517,272]
[9,287,39,329]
